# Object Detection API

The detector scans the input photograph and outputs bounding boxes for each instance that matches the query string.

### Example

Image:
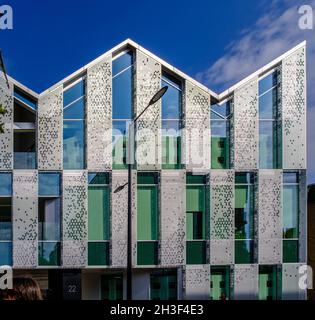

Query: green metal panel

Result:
[186,241,206,264]
[88,186,110,241]
[88,242,109,266]
[137,241,158,265]
[283,240,299,263]
[137,186,158,240]
[235,240,254,264]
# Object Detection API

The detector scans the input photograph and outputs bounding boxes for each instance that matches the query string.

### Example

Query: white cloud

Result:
[196,0,315,183]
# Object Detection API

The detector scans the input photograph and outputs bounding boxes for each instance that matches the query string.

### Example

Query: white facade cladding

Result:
[210,170,235,265]
[38,85,63,170]
[258,170,282,264]
[233,77,258,170]
[135,50,161,170]
[281,46,306,169]
[282,263,307,300]
[0,39,307,300]
[160,170,185,266]
[13,170,38,267]
[62,171,88,267]
[185,265,210,300]
[87,56,112,171]
[111,170,129,267]
[234,264,258,300]
[183,81,210,171]
[0,76,13,170]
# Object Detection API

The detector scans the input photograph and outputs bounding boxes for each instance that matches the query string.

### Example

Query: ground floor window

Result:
[101,274,123,300]
[150,269,177,300]
[210,266,230,300]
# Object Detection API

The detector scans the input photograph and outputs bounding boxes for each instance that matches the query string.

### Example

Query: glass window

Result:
[14,131,36,169]
[259,72,277,96]
[112,51,133,77]
[14,87,37,110]
[38,171,61,267]
[112,52,133,169]
[88,173,110,241]
[283,172,299,184]
[112,52,133,120]
[211,100,231,169]
[186,186,206,239]
[38,196,61,266]
[259,265,280,300]
[88,172,109,185]
[112,121,129,169]
[186,175,207,264]
[259,71,281,169]
[63,121,85,169]
[88,173,110,266]
[162,74,181,119]
[211,266,230,300]
[235,173,254,264]
[63,79,86,170]
[39,173,60,196]
[64,97,85,119]
[0,173,12,196]
[38,242,60,266]
[137,185,158,240]
[0,198,12,241]
[0,241,12,265]
[283,185,299,238]
[150,270,177,300]
[101,274,123,300]
[162,73,182,169]
[38,198,61,241]
[259,120,279,169]
[283,172,299,263]
[259,88,278,119]
[63,80,85,108]
[137,173,159,265]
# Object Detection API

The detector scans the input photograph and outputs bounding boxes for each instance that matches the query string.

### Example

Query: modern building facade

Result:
[0,39,307,300]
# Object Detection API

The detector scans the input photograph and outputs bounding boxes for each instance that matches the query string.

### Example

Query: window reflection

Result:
[63,79,86,169]
[259,70,281,169]
[162,72,182,169]
[210,100,231,169]
[112,51,133,169]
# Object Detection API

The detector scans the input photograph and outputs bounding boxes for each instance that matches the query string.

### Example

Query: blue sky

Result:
[1,0,314,182]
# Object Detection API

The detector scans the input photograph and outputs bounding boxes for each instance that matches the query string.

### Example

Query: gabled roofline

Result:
[39,38,219,98]
[1,71,39,98]
[3,39,306,102]
[218,40,306,100]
